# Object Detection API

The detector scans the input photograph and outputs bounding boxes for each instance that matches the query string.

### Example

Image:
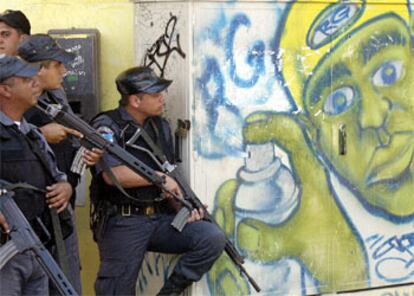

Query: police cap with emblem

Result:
[17,34,75,64]
[116,66,172,95]
[0,54,40,83]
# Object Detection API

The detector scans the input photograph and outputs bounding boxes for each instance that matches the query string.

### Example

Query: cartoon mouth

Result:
[366,133,414,187]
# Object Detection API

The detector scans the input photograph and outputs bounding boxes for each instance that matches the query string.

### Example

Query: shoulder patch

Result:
[97,126,115,143]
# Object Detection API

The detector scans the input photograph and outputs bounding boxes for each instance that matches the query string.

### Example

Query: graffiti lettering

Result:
[226,13,265,88]
[196,57,243,158]
[144,13,186,78]
[308,3,363,49]
[368,233,414,281]
[318,6,351,36]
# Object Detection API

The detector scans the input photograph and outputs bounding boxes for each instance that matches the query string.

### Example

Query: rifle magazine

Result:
[171,207,190,232]
[0,240,19,270]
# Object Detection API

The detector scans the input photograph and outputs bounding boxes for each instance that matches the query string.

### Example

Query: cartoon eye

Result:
[323,86,355,115]
[372,60,404,87]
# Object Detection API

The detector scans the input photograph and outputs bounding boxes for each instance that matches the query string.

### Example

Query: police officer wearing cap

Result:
[0,54,73,295]
[17,33,101,295]
[90,66,226,296]
[18,34,88,189]
[0,9,30,55]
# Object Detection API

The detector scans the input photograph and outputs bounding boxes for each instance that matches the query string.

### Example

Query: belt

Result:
[116,204,159,217]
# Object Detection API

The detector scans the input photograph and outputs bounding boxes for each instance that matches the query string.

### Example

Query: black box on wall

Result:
[48,29,100,121]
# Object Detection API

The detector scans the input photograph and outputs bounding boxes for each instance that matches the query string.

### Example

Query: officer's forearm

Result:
[102,165,153,188]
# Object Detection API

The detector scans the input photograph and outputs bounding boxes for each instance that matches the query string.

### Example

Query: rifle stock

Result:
[0,182,78,296]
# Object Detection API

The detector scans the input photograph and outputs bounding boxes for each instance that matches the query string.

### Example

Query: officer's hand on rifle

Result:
[159,173,206,223]
[83,148,103,166]
[45,181,72,213]
[187,207,205,223]
[0,212,10,234]
[160,173,183,200]
[40,122,83,144]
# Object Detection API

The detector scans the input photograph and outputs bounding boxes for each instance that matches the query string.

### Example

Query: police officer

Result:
[0,9,30,55]
[90,66,226,296]
[17,33,101,294]
[0,54,72,295]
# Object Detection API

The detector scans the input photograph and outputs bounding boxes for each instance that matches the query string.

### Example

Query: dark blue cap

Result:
[0,54,40,83]
[116,66,172,95]
[17,34,75,64]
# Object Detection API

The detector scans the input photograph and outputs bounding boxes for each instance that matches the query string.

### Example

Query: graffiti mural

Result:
[191,0,414,295]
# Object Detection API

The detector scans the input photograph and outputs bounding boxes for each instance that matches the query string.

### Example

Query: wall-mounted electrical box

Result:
[48,29,100,121]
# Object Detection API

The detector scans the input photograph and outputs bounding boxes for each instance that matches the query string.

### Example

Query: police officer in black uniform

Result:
[90,66,226,296]
[0,55,73,295]
[17,33,101,295]
[18,33,91,208]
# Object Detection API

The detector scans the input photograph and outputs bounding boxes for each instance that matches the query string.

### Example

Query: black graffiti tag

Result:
[144,13,186,78]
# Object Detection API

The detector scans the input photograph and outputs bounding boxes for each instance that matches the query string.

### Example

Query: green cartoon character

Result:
[208,1,414,295]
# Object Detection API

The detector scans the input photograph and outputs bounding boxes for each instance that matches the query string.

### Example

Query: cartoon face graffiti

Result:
[304,13,414,216]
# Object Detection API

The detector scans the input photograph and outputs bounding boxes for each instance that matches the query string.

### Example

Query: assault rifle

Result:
[36,97,261,292]
[36,97,194,228]
[0,180,78,296]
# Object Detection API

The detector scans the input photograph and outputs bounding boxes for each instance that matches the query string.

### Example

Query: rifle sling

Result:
[125,119,169,170]
[23,132,71,281]
[100,159,157,205]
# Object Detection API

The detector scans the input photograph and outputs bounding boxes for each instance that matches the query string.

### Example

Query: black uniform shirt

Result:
[0,110,67,182]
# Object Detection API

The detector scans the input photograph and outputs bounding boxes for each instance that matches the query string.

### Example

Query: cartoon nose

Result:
[358,85,390,130]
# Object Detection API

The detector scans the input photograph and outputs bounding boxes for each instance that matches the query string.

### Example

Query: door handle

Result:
[339,124,346,155]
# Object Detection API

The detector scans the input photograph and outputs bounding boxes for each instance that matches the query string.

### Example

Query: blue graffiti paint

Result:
[307,2,364,49]
[195,10,227,46]
[226,13,265,88]
[195,56,244,158]
[197,57,225,129]
[194,4,295,158]
[370,232,414,282]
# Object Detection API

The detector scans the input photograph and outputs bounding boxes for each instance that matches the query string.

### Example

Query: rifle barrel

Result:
[0,188,78,296]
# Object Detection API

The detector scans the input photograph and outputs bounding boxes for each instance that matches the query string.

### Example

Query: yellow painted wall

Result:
[0,0,134,111]
[0,1,134,295]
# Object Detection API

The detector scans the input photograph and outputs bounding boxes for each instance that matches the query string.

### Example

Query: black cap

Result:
[17,34,75,64]
[0,10,31,35]
[116,66,172,95]
[0,54,40,83]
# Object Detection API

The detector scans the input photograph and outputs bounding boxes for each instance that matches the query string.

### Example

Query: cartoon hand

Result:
[211,111,367,293]
[208,179,250,296]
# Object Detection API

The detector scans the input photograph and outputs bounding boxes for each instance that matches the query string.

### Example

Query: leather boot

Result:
[156,272,193,296]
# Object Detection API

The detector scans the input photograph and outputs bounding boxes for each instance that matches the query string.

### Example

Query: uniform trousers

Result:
[0,250,48,295]
[95,212,226,295]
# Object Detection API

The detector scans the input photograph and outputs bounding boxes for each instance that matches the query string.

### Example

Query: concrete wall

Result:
[134,1,414,295]
[0,0,134,111]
